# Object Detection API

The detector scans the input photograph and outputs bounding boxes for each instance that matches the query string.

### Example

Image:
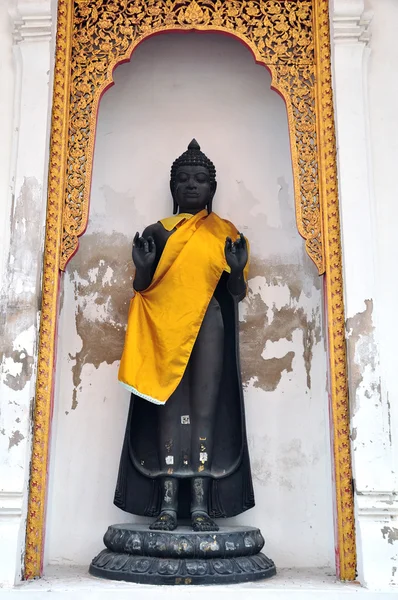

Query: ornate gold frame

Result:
[24,0,356,581]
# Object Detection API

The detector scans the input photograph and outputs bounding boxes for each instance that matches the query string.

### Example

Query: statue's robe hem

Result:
[119,381,166,405]
[114,273,254,519]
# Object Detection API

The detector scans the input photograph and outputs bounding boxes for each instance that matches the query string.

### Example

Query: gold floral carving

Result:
[25,0,356,582]
[314,0,356,581]
[61,0,323,273]
[24,0,73,580]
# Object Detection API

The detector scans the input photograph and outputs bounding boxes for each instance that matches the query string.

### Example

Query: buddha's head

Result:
[170,139,217,214]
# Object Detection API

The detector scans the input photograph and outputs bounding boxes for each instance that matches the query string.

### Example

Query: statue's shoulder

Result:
[142,221,169,244]
[142,222,164,237]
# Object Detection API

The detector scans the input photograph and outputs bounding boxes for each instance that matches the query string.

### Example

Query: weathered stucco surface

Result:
[67,232,134,410]
[345,298,392,492]
[0,177,41,394]
[346,299,381,417]
[0,176,43,476]
[240,258,322,392]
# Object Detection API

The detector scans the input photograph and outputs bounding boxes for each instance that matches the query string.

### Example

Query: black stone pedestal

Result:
[89,523,276,585]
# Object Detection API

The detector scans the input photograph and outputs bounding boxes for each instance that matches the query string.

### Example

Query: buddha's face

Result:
[172,165,215,214]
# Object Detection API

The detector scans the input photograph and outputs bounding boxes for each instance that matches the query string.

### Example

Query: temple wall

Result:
[45,33,334,570]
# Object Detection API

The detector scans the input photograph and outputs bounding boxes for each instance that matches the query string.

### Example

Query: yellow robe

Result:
[118,209,247,405]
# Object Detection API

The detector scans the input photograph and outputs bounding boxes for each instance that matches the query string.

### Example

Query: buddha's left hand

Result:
[225,233,248,274]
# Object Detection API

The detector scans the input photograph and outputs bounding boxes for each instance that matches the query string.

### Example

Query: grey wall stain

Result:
[248,435,312,490]
[386,392,392,445]
[381,526,398,545]
[8,430,24,449]
[248,436,272,486]
[240,256,322,391]
[278,438,309,470]
[0,177,42,392]
[67,231,134,410]
[233,177,306,263]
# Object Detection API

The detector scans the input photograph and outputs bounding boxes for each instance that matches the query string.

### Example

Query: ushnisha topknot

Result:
[170,139,217,190]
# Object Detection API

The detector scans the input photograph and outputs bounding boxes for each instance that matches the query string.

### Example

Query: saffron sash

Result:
[118,210,245,404]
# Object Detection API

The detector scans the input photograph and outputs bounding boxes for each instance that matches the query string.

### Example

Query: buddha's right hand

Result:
[132,232,156,271]
[132,232,157,292]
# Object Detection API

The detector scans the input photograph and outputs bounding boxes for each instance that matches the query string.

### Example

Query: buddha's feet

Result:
[149,511,178,531]
[191,511,219,532]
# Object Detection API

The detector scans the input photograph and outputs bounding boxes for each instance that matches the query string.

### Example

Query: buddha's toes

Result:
[191,511,219,532]
[149,511,178,531]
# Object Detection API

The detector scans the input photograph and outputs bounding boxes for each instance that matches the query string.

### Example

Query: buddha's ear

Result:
[170,181,178,214]
[207,181,217,213]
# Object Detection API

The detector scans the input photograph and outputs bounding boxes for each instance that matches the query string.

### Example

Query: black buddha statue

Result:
[114,140,254,533]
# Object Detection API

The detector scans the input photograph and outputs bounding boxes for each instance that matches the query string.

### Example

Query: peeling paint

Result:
[4,348,34,391]
[240,257,322,391]
[0,177,42,395]
[381,526,398,545]
[66,232,134,410]
[8,430,24,449]
[346,299,381,416]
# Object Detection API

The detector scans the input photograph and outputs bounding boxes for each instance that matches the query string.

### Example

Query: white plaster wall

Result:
[365,0,398,481]
[0,3,15,289]
[46,34,334,570]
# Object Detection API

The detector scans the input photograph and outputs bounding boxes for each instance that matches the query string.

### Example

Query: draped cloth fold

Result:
[118,210,245,405]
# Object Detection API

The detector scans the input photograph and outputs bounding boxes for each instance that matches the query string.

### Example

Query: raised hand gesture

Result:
[132,232,156,272]
[225,233,248,274]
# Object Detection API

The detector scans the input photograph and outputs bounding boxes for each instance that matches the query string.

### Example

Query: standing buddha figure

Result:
[115,139,254,532]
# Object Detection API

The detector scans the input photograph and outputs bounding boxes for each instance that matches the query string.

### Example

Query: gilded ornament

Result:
[183,1,206,24]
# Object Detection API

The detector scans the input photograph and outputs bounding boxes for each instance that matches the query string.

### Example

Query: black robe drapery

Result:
[114,273,254,519]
